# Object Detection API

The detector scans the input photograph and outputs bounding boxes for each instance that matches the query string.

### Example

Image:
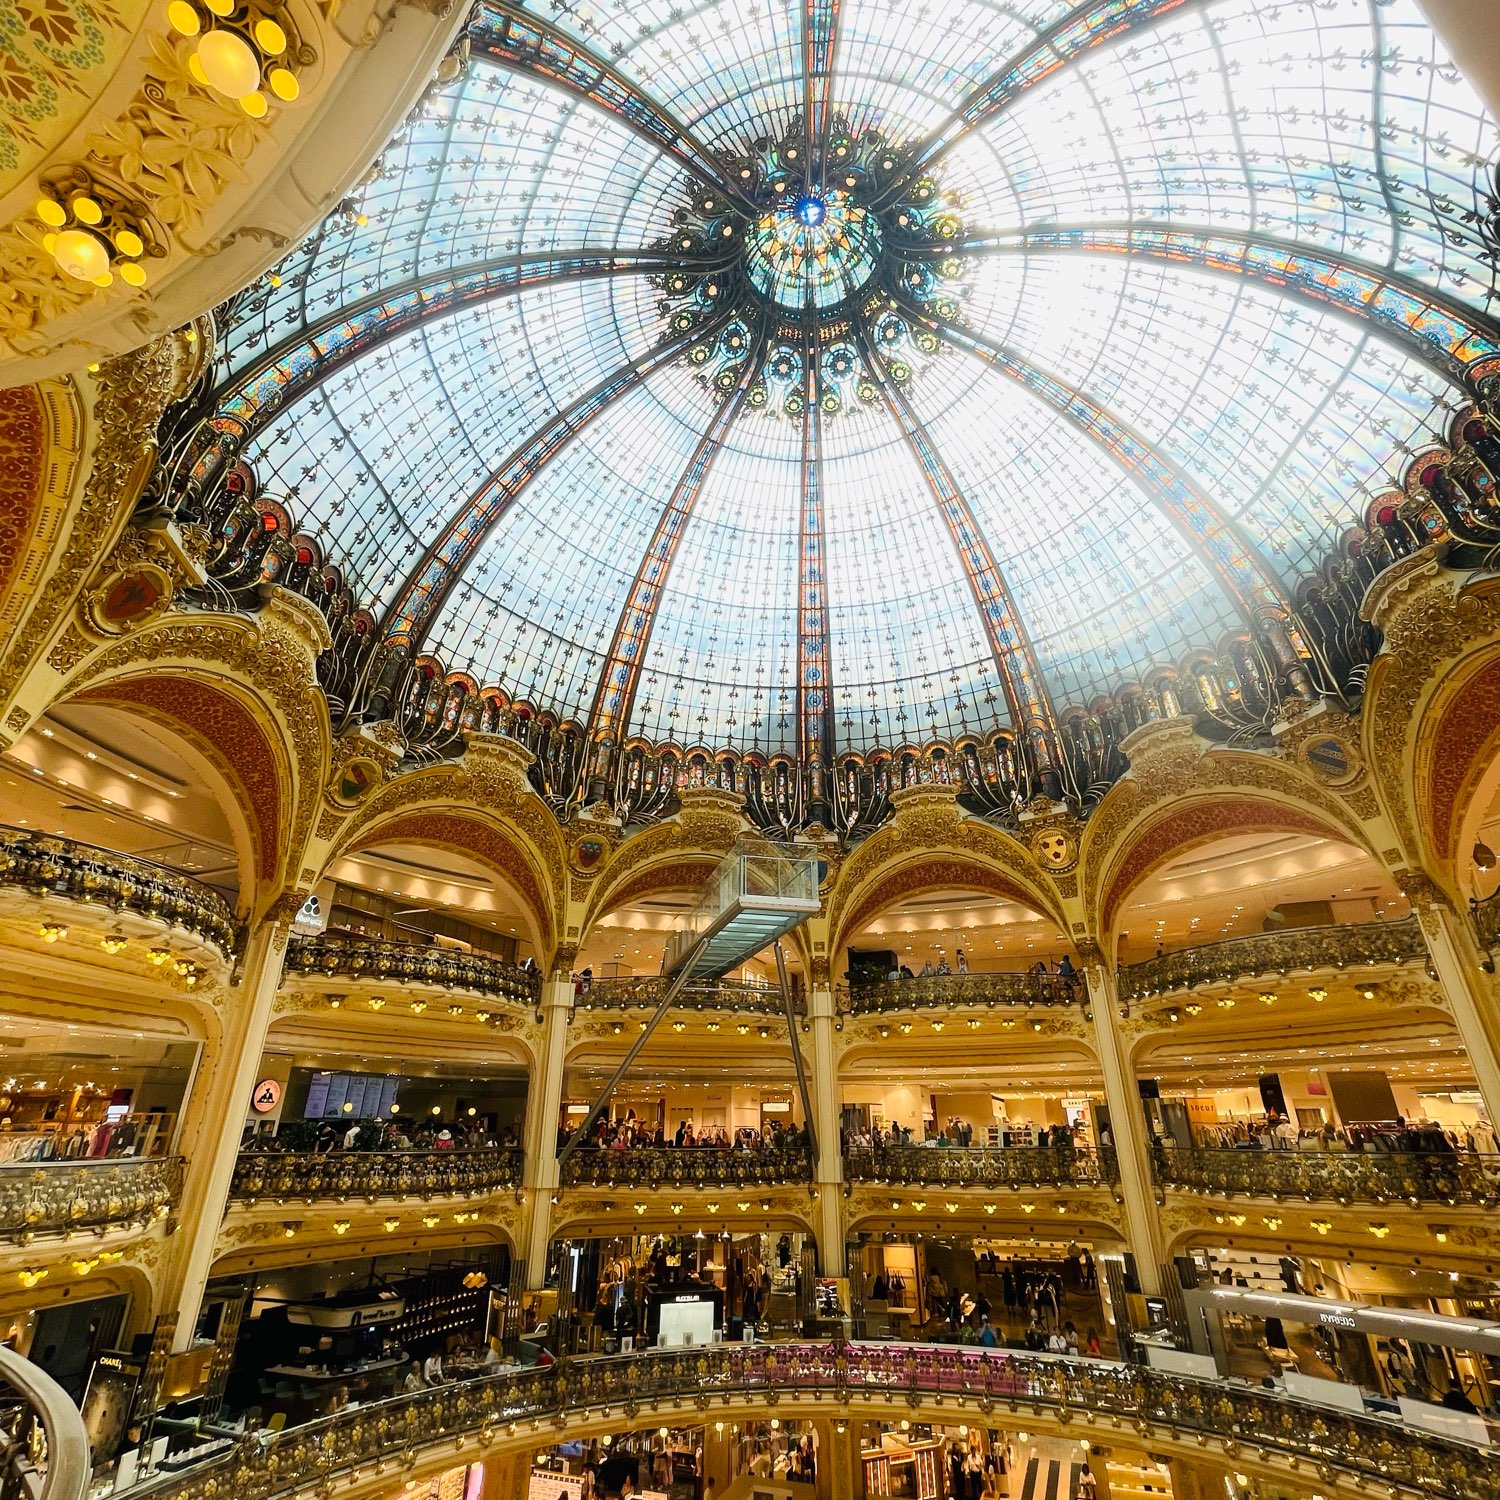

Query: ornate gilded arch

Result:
[1082,724,1379,942]
[47,601,332,919]
[336,809,555,960]
[825,786,1065,960]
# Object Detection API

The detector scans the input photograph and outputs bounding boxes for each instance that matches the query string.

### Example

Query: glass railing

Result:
[228,1148,523,1203]
[558,1145,812,1189]
[574,977,798,1014]
[283,935,540,1005]
[1155,1144,1500,1206]
[0,1342,88,1500]
[0,1157,182,1241]
[114,1340,1500,1500]
[1475,889,1500,953]
[1117,917,1426,1002]
[663,847,821,971]
[0,826,237,960]
[845,970,1083,1013]
[844,1145,1117,1188]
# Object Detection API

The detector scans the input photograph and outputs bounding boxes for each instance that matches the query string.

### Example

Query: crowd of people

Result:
[241,1118,520,1153]
[843,1119,1086,1152]
[559,1113,811,1156]
[1184,1113,1495,1155]
[871,951,1081,992]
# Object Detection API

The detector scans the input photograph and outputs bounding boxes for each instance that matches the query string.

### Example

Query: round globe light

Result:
[35,197,66,228]
[52,228,109,282]
[267,65,299,101]
[239,89,268,118]
[167,0,200,34]
[120,261,148,287]
[253,17,286,53]
[114,228,145,258]
[196,28,260,98]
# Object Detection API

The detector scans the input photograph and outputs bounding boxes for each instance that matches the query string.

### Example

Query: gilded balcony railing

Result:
[1118,917,1427,1002]
[0,1343,88,1500]
[1474,890,1500,953]
[0,1157,182,1243]
[574,977,798,1014]
[283,935,540,1006]
[845,970,1083,1013]
[0,827,236,960]
[116,1340,1499,1500]
[228,1148,523,1204]
[1155,1145,1500,1206]
[558,1146,813,1189]
[844,1145,1118,1189]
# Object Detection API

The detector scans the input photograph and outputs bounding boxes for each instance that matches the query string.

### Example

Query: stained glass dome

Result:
[206,0,1500,761]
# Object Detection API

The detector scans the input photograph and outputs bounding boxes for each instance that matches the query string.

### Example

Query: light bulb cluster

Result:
[34,178,155,290]
[38,922,67,943]
[167,0,302,118]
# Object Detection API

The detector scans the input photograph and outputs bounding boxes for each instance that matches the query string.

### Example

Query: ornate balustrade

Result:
[0,1157,182,1243]
[558,1146,812,1189]
[0,1343,88,1500]
[118,1340,1500,1500]
[0,827,237,961]
[844,1145,1117,1189]
[1155,1146,1500,1207]
[1118,918,1427,1003]
[283,935,540,1006]
[228,1148,523,1204]
[574,977,798,1015]
[1475,890,1500,953]
[845,970,1083,1013]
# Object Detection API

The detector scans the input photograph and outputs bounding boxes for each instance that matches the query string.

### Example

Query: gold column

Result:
[161,919,288,1349]
[809,985,844,1274]
[1408,879,1500,1128]
[1084,955,1164,1294]
[519,973,572,1288]
[824,1418,859,1500]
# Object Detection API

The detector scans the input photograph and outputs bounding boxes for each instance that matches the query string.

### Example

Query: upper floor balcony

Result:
[1155,1144,1500,1208]
[0,825,237,961]
[844,970,1083,1015]
[1117,917,1427,1003]
[283,934,540,1009]
[558,1144,813,1189]
[0,1156,182,1243]
[573,977,799,1015]
[843,1143,1118,1189]
[1475,889,1500,954]
[228,1147,524,1206]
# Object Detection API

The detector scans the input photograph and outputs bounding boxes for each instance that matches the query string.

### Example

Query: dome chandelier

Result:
[657,117,969,418]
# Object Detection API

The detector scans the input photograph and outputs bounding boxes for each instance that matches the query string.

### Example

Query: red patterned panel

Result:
[76,677,283,883]
[1100,798,1336,934]
[1423,654,1500,863]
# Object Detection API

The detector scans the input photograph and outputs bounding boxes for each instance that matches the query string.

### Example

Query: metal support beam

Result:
[555,935,712,1172]
[775,940,818,1167]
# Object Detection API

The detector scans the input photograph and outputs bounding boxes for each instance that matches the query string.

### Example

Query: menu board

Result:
[529,1471,583,1500]
[303,1072,400,1119]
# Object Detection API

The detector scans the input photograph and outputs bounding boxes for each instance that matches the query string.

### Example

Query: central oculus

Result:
[743,189,883,311]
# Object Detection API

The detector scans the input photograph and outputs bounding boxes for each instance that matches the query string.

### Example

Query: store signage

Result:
[1318,1311,1357,1329]
[291,893,326,935]
[251,1079,282,1113]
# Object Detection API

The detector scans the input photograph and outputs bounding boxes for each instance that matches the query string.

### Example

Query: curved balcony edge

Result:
[573,979,799,1015]
[228,1149,523,1205]
[843,971,1084,1013]
[0,1157,183,1244]
[843,1146,1119,1189]
[115,1341,1499,1500]
[0,827,237,961]
[0,1340,89,1500]
[558,1147,813,1190]
[282,935,540,1009]
[1153,1146,1500,1208]
[1118,917,1427,1003]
